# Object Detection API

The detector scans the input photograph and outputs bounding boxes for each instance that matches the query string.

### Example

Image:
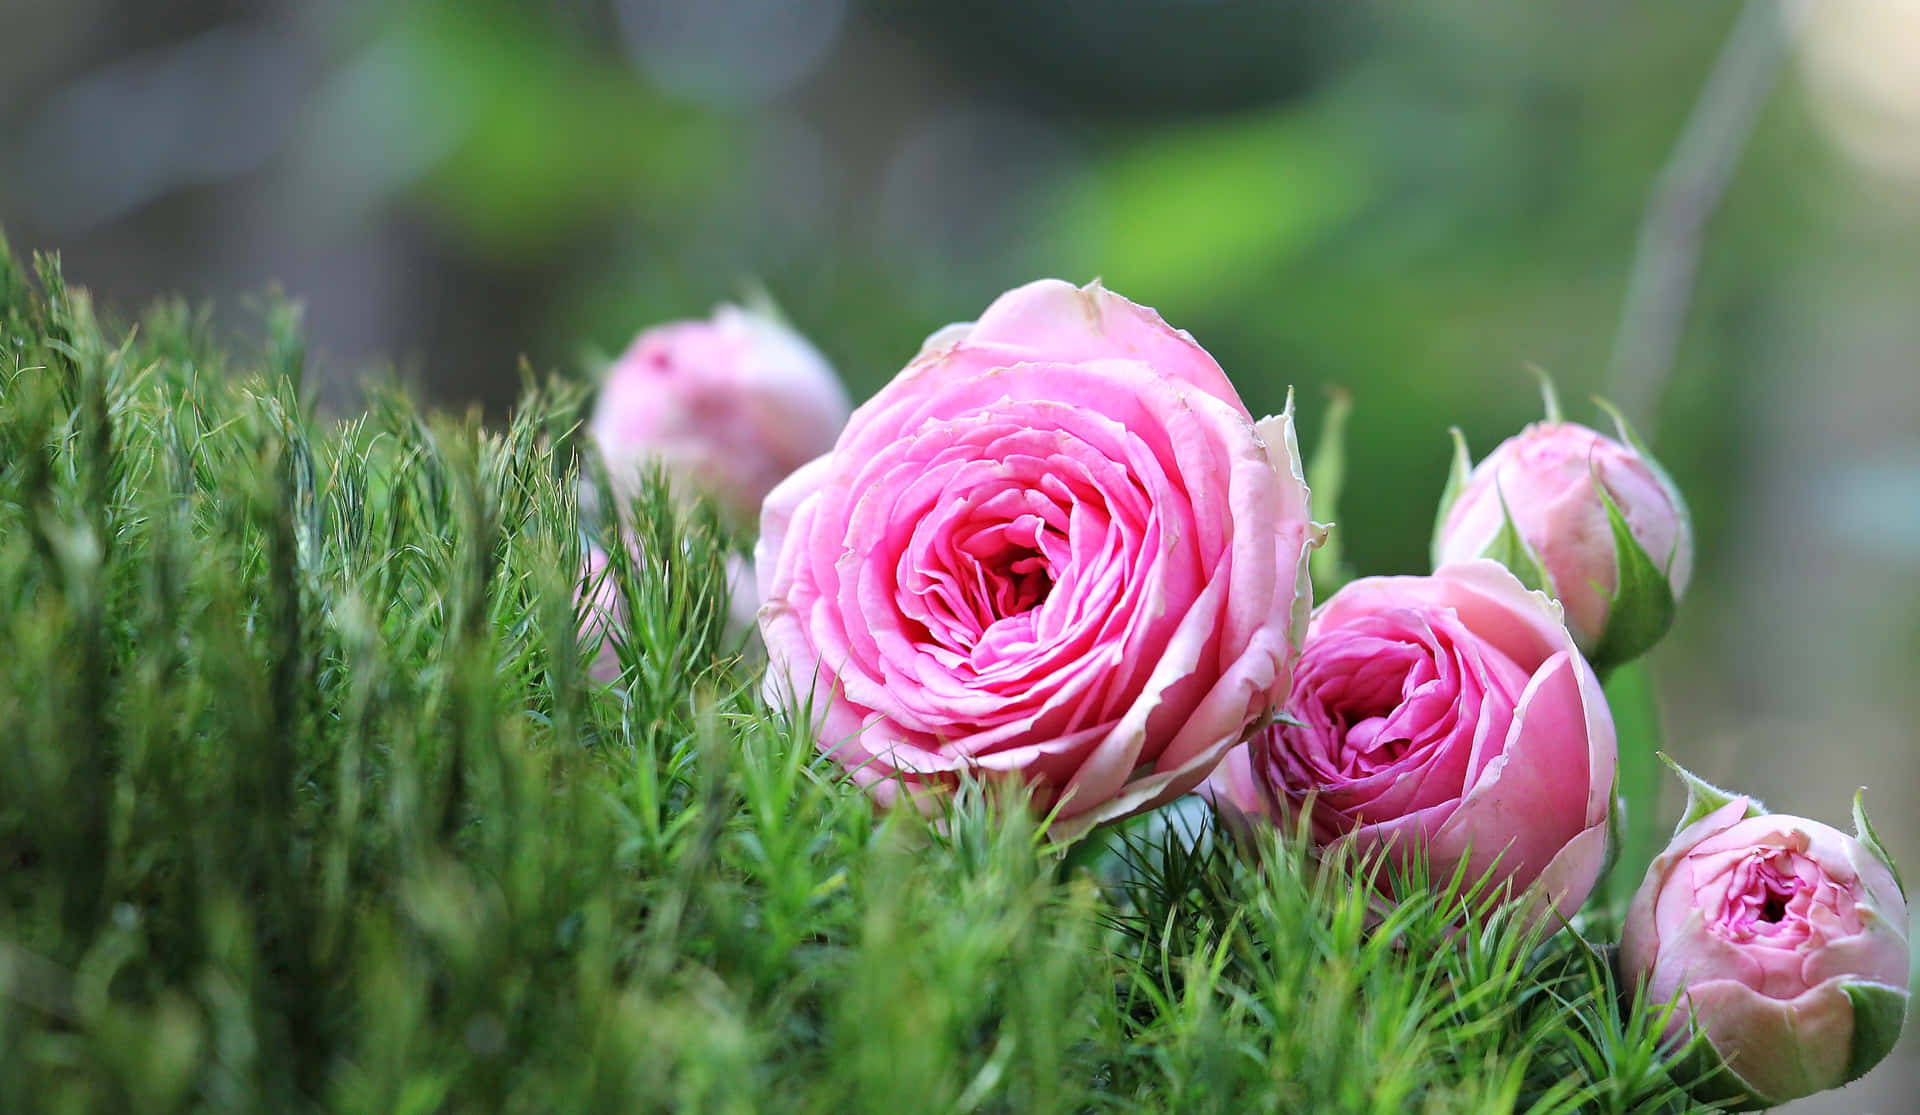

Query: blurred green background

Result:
[4,1,1917,1108]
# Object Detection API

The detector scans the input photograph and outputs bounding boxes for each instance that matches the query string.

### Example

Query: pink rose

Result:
[588,304,851,527]
[1208,560,1615,923]
[755,279,1318,839]
[1433,419,1691,669]
[1621,790,1911,1109]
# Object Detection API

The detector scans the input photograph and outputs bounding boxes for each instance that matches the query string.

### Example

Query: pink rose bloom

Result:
[579,545,627,684]
[756,279,1318,839]
[589,304,851,527]
[1207,560,1616,923]
[1434,420,1691,668]
[1621,796,1911,1109]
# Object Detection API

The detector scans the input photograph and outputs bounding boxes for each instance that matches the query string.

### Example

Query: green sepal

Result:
[1306,388,1354,597]
[1843,982,1911,1084]
[1429,427,1475,570]
[1592,394,1694,576]
[738,277,791,327]
[1257,392,1325,654]
[1661,753,1764,834]
[1585,474,1677,671]
[1852,790,1906,899]
[1481,482,1552,596]
[1528,363,1565,424]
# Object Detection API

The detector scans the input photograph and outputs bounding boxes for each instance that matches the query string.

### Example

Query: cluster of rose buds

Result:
[572,279,1908,1108]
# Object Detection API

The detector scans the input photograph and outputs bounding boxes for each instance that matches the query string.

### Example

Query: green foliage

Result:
[0,251,1711,1113]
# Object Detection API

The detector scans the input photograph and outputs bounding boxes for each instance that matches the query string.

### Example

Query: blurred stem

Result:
[1606,0,1790,427]
[1306,388,1353,597]
[1601,661,1663,918]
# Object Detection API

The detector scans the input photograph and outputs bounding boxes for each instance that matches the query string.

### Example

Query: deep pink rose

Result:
[1621,796,1910,1109]
[589,304,850,527]
[755,279,1318,838]
[1207,560,1615,922]
[1434,420,1691,666]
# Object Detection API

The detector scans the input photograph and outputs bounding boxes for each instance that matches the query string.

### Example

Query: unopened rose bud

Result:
[1620,762,1911,1110]
[1432,405,1691,671]
[588,304,851,529]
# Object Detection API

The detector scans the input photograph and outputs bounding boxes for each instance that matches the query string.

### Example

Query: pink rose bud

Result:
[588,304,852,528]
[1620,763,1910,1111]
[756,279,1321,840]
[1206,560,1617,925]
[1432,407,1691,671]
[578,545,627,684]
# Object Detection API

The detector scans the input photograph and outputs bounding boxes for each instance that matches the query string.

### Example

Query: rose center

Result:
[1338,713,1414,775]
[912,508,1067,658]
[979,542,1054,618]
[1710,849,1812,941]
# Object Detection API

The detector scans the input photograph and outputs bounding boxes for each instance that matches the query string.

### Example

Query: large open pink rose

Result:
[1208,560,1615,922]
[755,279,1318,838]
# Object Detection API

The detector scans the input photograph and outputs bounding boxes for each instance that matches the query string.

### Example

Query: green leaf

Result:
[1661,753,1764,834]
[1585,475,1677,672]
[1429,427,1474,570]
[1306,388,1353,597]
[1480,483,1551,595]
[1842,981,1911,1084]
[1852,790,1906,898]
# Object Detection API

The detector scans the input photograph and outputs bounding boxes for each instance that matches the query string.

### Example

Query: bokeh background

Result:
[4,0,1917,1107]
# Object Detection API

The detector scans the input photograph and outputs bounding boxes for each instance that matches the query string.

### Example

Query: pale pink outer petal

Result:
[1428,650,1613,908]
[756,454,838,709]
[894,279,1248,417]
[1523,821,1611,924]
[1682,976,1859,1103]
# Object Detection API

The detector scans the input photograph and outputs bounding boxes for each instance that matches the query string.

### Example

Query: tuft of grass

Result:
[0,238,1713,1113]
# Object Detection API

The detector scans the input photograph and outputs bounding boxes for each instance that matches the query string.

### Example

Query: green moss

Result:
[0,242,1707,1114]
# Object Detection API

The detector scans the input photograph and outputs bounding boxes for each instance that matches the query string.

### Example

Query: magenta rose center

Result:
[950,512,1060,634]
[1709,847,1818,943]
[1299,612,1518,779]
